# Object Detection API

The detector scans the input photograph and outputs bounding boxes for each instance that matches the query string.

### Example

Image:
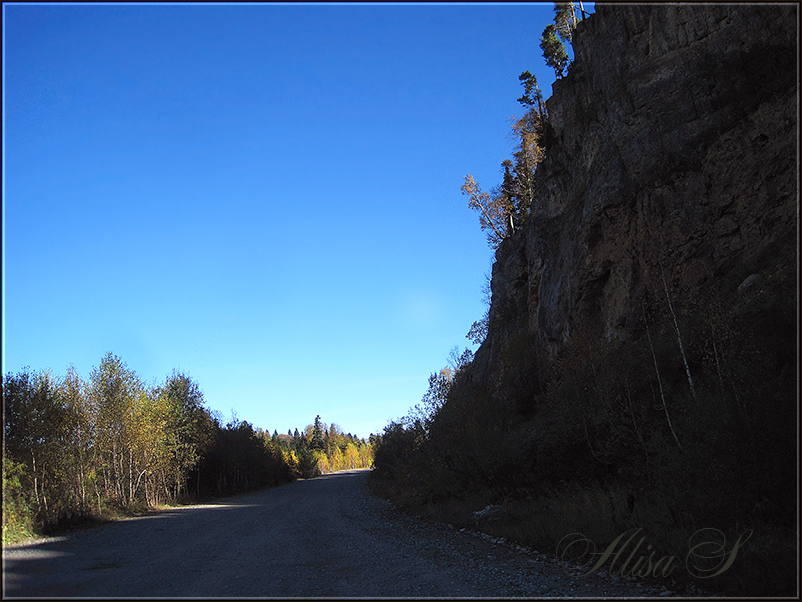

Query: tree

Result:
[467,319,489,345]
[329,443,343,472]
[3,356,298,538]
[467,270,492,346]
[408,367,454,430]
[517,70,545,115]
[158,370,215,497]
[344,442,360,470]
[87,352,142,505]
[542,2,581,78]
[409,347,474,428]
[292,427,304,451]
[511,72,547,213]
[3,369,37,465]
[3,368,68,517]
[60,365,92,512]
[554,2,578,43]
[310,415,325,452]
[327,423,345,454]
[461,175,512,249]
[131,388,173,506]
[447,346,474,373]
[540,23,570,78]
[465,72,548,251]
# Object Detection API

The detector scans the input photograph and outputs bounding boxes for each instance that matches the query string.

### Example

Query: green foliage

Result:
[1,353,299,538]
[464,71,549,250]
[539,2,579,78]
[295,448,322,479]
[553,2,577,43]
[2,458,36,544]
[370,269,796,596]
[517,71,544,111]
[268,415,372,477]
[540,23,570,78]
[158,371,216,498]
[371,420,429,505]
[310,414,325,452]
[464,2,584,247]
[466,317,488,345]
[3,358,372,544]
[194,418,293,495]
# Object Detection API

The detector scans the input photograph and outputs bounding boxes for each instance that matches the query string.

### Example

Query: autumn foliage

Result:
[463,71,547,249]
[2,354,372,542]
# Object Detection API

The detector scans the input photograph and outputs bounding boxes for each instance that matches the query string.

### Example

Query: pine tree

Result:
[554,2,577,43]
[310,415,325,452]
[540,23,570,77]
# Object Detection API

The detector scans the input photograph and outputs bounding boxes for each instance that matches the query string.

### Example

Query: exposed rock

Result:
[471,4,797,398]
[737,273,763,295]
[472,504,505,525]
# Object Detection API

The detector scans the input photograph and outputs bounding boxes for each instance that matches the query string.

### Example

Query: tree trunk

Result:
[645,313,683,451]
[31,451,40,508]
[661,265,697,401]
[625,378,649,464]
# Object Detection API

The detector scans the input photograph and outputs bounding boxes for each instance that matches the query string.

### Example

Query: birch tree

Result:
[88,352,142,504]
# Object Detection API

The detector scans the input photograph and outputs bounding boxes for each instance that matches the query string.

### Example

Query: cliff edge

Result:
[473,4,798,400]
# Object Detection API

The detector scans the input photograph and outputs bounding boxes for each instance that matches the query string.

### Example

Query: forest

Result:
[369,3,797,598]
[2,352,372,543]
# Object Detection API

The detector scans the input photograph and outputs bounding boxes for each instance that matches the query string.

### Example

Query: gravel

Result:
[2,470,699,598]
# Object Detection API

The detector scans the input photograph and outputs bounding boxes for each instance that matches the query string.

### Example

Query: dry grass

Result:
[375,479,797,598]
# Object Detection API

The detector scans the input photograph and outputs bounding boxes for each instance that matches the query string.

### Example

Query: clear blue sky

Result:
[3,2,586,439]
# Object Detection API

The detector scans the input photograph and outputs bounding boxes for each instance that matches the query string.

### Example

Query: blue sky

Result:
[3,2,582,438]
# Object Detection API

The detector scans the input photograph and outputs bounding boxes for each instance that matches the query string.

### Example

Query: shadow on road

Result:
[2,469,375,598]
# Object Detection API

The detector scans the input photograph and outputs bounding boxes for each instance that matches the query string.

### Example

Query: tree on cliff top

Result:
[541,1,584,78]
[463,71,547,250]
[461,174,513,249]
[554,2,578,42]
[540,23,570,78]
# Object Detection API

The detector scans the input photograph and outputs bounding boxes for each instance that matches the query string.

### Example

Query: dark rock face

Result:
[472,4,797,396]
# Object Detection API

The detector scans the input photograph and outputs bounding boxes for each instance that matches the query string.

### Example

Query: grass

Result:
[2,503,36,545]
[2,498,177,546]
[369,474,798,598]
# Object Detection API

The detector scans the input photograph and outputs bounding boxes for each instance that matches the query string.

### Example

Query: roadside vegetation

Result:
[370,3,797,598]
[371,267,796,598]
[2,354,372,545]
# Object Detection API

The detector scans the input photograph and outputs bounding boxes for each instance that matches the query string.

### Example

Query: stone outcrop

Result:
[472,4,797,396]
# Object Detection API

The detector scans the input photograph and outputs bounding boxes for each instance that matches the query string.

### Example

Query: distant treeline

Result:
[271,414,375,477]
[2,353,373,543]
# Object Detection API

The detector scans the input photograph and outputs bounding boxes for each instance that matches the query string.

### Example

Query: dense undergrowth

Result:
[370,257,797,598]
[371,5,796,595]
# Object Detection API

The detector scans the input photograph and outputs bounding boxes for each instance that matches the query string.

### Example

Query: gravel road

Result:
[3,469,687,598]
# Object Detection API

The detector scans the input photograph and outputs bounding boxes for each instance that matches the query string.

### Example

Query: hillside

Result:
[371,5,798,598]
[473,3,797,394]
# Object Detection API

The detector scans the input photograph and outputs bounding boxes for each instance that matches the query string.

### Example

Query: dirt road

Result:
[3,469,676,598]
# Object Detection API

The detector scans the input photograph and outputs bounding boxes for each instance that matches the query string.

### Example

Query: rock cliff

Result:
[472,4,797,400]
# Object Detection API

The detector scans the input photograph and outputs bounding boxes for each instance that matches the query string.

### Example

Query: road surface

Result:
[3,469,679,598]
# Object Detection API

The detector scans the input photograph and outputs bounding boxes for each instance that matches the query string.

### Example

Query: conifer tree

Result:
[554,2,577,43]
[310,415,325,451]
[540,23,570,78]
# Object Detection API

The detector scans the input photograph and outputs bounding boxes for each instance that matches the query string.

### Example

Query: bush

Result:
[295,449,321,479]
[2,458,36,544]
